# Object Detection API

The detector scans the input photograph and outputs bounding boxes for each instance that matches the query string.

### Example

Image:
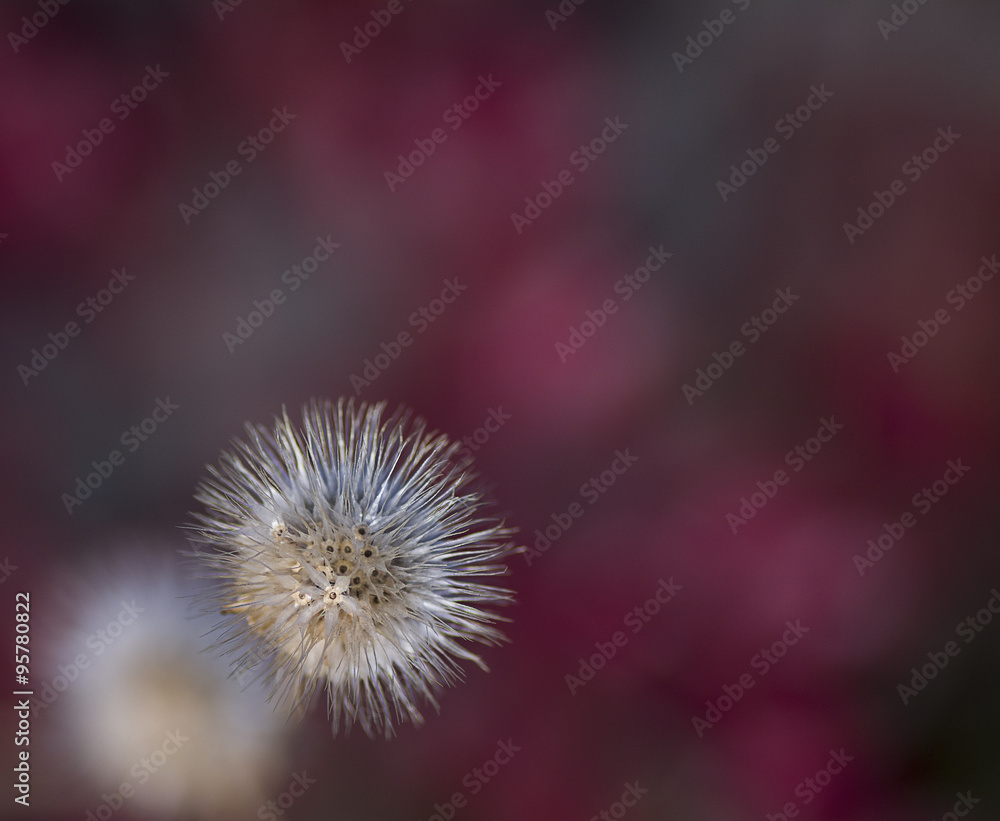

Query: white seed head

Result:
[189,398,517,737]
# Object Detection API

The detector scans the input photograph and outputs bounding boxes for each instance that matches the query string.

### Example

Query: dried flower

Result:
[188,398,517,737]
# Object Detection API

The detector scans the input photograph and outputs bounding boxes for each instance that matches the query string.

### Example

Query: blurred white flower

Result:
[49,550,291,820]
[189,398,518,737]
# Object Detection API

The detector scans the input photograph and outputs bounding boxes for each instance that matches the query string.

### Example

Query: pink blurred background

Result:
[3,0,1000,819]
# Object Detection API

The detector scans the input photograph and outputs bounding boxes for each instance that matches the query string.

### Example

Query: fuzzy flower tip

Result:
[188,398,518,737]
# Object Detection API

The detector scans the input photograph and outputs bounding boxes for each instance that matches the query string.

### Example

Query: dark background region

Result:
[2,0,1000,819]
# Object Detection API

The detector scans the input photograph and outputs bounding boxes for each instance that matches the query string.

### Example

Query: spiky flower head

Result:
[188,398,517,737]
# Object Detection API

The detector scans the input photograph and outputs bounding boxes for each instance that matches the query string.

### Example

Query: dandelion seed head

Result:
[189,398,517,737]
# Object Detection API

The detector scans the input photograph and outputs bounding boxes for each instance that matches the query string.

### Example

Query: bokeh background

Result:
[3,0,1000,818]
